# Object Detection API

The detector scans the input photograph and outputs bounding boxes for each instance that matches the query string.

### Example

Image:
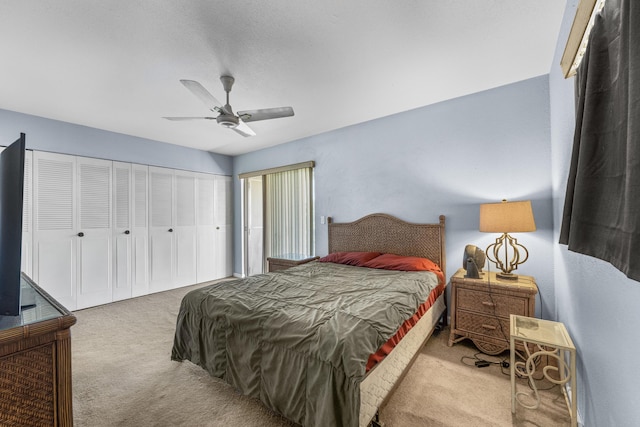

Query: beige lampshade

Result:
[479,200,536,233]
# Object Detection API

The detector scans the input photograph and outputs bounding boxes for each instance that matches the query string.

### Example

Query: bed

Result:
[172,213,447,427]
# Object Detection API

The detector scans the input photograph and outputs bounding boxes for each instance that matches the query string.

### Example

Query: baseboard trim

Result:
[564,383,584,426]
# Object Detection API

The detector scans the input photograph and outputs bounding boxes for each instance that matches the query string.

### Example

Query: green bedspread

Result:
[171,261,440,427]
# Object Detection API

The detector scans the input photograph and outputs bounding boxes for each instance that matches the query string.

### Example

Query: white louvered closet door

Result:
[76,157,113,309]
[112,162,132,301]
[174,170,197,288]
[33,152,77,310]
[21,150,33,277]
[196,173,216,282]
[149,166,174,293]
[213,175,233,278]
[131,164,149,297]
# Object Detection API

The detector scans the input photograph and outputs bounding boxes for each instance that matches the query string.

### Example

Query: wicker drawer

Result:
[267,255,319,272]
[448,269,538,355]
[0,345,55,426]
[268,260,293,272]
[456,288,527,318]
[455,310,511,341]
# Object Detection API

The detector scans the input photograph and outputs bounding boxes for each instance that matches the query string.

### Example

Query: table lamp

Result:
[479,199,536,280]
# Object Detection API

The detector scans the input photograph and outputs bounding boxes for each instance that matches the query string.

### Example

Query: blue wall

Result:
[0,108,232,175]
[550,1,640,425]
[234,75,555,319]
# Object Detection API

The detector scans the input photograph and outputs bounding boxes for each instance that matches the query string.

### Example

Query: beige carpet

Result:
[72,280,571,426]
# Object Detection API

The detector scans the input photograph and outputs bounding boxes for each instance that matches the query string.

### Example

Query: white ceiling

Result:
[0,1,567,156]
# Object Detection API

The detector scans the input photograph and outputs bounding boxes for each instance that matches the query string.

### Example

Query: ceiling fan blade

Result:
[163,116,216,121]
[232,120,256,137]
[237,106,294,123]
[180,80,224,113]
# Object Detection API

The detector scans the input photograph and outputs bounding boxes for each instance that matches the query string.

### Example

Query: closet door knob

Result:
[77,232,85,237]
[124,230,130,235]
[168,228,173,232]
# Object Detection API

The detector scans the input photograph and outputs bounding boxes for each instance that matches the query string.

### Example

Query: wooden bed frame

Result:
[326,213,447,426]
[328,213,446,278]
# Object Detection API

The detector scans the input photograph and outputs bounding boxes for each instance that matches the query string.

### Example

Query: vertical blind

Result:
[265,166,314,258]
[239,161,315,261]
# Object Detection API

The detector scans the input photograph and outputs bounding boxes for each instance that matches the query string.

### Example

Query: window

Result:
[240,162,314,275]
[560,0,640,281]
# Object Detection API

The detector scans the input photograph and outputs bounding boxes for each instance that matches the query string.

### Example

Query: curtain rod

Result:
[560,0,605,78]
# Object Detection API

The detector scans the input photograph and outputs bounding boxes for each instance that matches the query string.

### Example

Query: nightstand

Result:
[448,268,538,355]
[266,254,319,272]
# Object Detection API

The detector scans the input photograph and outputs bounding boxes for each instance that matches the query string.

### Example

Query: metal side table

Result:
[510,314,577,427]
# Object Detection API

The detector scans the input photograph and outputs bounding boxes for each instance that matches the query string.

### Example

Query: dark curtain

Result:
[559,0,640,281]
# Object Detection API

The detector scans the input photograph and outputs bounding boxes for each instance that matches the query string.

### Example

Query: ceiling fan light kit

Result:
[217,114,239,128]
[163,75,294,137]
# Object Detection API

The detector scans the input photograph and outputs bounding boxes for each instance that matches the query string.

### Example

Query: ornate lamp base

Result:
[486,232,529,278]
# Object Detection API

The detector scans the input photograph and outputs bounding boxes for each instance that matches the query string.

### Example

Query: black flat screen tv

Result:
[0,133,26,316]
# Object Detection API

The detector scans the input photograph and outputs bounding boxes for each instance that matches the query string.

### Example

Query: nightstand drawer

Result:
[456,288,528,317]
[448,268,537,355]
[267,255,319,272]
[456,311,510,341]
[268,260,293,272]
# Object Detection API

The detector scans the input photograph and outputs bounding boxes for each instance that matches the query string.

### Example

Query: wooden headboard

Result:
[327,213,446,278]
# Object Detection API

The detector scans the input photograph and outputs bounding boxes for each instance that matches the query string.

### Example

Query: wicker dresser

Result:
[267,254,319,272]
[448,268,537,355]
[0,274,76,426]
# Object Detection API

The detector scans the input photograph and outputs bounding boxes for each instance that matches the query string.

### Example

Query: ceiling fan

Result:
[163,76,294,137]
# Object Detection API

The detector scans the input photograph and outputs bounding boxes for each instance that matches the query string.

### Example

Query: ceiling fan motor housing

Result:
[217,114,239,128]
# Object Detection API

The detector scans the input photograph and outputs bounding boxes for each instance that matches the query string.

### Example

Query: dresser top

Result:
[0,274,76,339]
[451,268,538,293]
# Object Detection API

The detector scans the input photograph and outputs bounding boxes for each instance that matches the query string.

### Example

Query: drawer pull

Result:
[481,324,497,331]
[481,301,495,307]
